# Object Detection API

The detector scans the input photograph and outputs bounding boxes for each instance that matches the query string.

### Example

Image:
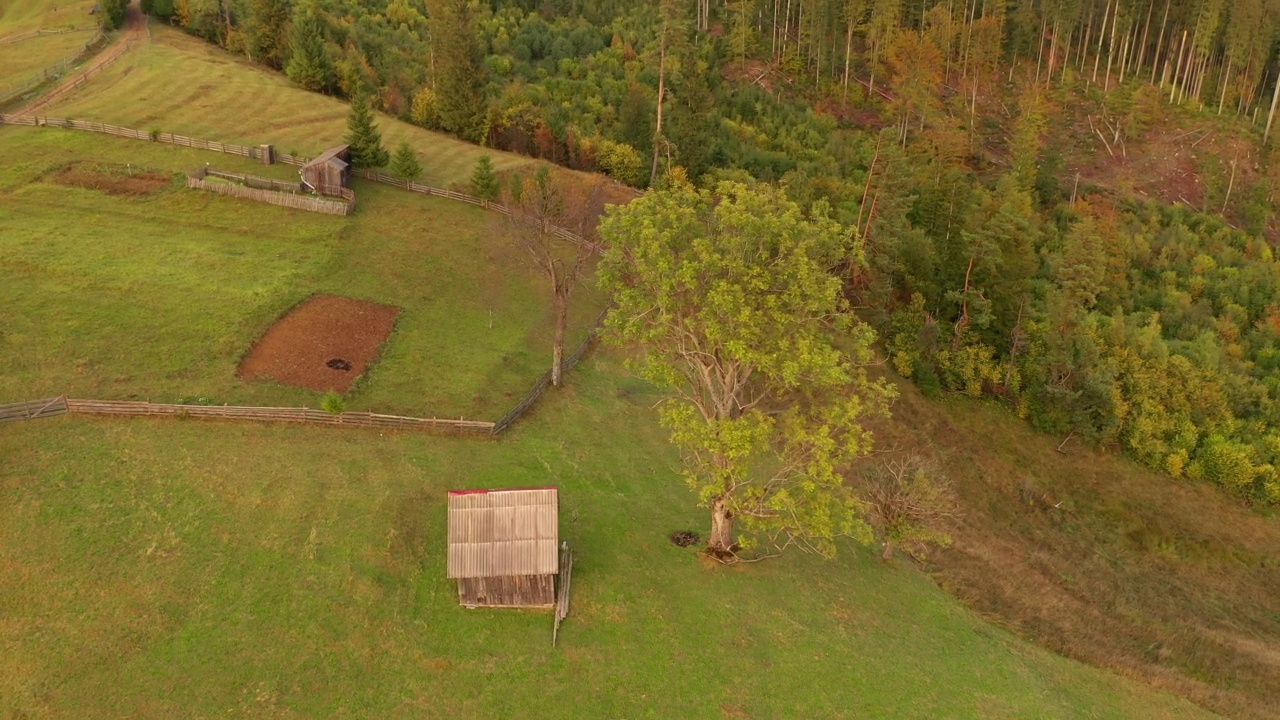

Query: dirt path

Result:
[22,0,145,113]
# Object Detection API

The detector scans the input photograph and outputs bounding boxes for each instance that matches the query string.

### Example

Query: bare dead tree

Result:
[855,455,959,561]
[504,167,603,387]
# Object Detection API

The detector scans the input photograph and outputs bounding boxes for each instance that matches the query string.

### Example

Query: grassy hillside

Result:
[0,127,603,419]
[0,32,94,86]
[872,377,1280,719]
[0,0,96,36]
[40,25,531,187]
[0,354,1218,720]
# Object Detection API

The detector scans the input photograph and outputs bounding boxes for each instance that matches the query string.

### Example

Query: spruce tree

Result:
[286,1,335,93]
[248,0,292,70]
[426,0,489,143]
[390,142,423,182]
[345,93,390,170]
[470,155,500,200]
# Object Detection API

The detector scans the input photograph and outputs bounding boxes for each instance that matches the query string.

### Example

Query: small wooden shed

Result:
[300,145,350,196]
[447,487,559,608]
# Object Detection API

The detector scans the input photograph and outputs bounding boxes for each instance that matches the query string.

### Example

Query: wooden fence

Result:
[493,310,607,434]
[64,399,494,435]
[0,397,70,424]
[0,116,613,436]
[188,167,354,216]
[23,38,132,113]
[360,170,602,253]
[0,115,599,248]
[0,26,98,46]
[0,30,105,106]
[553,541,574,646]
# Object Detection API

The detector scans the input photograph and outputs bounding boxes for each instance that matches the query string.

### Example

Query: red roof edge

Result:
[448,486,558,496]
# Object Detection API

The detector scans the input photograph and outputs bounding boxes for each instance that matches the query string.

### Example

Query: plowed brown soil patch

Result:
[238,295,400,393]
[53,162,170,195]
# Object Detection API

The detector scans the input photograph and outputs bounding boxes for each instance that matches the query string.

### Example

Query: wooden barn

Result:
[300,145,350,196]
[447,487,559,608]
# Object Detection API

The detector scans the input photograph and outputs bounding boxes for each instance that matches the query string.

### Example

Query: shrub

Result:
[321,392,346,415]
[595,138,645,187]
[855,456,958,561]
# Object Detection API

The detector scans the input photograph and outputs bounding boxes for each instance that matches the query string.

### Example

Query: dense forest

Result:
[139,0,1280,505]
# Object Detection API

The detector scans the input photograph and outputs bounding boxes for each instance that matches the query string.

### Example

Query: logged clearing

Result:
[0,356,1218,720]
[40,24,532,186]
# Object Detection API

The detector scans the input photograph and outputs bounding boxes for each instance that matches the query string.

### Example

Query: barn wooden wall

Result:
[457,574,555,608]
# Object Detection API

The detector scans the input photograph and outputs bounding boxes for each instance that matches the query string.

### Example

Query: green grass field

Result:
[0,0,97,36]
[0,353,1218,719]
[0,126,603,419]
[0,31,94,88]
[3,23,1272,718]
[0,0,99,93]
[41,25,532,187]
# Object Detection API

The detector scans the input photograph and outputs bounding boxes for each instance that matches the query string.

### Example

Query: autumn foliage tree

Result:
[599,181,894,560]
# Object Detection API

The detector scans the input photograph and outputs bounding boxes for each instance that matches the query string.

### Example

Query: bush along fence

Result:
[188,167,355,216]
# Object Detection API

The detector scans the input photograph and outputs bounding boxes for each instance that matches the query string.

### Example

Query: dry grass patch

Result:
[869,373,1280,719]
[50,161,171,195]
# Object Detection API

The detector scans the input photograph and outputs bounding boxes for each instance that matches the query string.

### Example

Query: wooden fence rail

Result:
[0,396,69,423]
[188,167,354,215]
[0,26,98,46]
[493,310,607,434]
[0,116,614,436]
[0,30,105,106]
[62,399,495,435]
[0,116,600,248]
[23,37,131,114]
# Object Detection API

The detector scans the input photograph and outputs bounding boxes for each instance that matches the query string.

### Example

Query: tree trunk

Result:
[707,496,736,558]
[1265,70,1280,144]
[650,22,667,188]
[551,289,568,387]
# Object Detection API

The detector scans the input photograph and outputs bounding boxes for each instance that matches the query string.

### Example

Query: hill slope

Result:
[39,24,531,186]
[0,354,1218,719]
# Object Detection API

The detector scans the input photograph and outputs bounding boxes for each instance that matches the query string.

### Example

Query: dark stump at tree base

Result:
[669,531,700,547]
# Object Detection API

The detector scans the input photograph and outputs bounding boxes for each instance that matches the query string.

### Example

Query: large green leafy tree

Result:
[286,1,335,93]
[427,0,489,143]
[345,93,390,169]
[599,181,894,560]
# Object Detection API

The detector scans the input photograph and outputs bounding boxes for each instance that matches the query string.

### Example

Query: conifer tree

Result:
[345,93,390,169]
[247,0,292,70]
[426,0,489,142]
[470,154,500,200]
[286,1,335,93]
[390,142,423,182]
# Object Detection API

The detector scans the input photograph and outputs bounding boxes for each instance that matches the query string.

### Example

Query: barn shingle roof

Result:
[302,144,349,171]
[446,487,559,579]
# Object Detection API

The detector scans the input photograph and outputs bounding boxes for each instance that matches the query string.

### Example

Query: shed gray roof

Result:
[447,487,559,579]
[302,145,349,171]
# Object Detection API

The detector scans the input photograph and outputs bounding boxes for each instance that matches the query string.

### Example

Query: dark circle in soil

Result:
[669,530,700,547]
[326,358,353,371]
